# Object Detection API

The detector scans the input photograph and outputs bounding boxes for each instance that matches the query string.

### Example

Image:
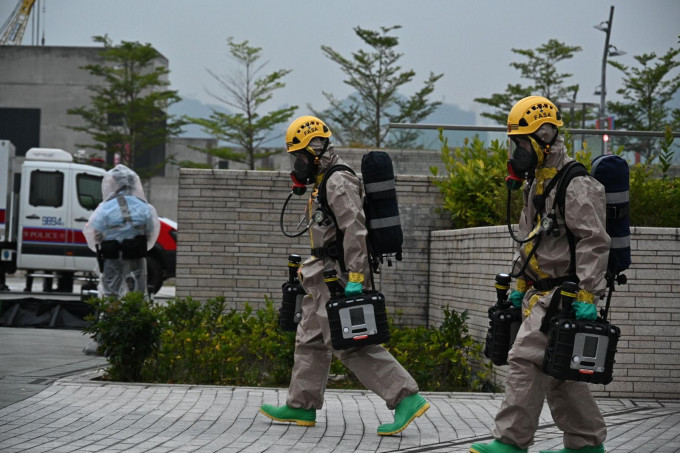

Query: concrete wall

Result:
[0,46,103,154]
[429,226,680,399]
[175,169,680,398]
[175,168,452,325]
[0,45,169,156]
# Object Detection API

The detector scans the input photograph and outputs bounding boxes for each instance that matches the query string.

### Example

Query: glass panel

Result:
[76,173,103,210]
[29,170,64,207]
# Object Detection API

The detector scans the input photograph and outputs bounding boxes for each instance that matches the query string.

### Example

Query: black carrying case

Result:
[326,290,390,350]
[543,317,620,384]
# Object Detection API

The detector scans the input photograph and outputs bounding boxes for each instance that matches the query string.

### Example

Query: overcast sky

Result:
[3,0,679,123]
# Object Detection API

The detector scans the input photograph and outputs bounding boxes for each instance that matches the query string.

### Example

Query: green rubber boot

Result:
[539,446,605,453]
[259,404,316,427]
[470,439,528,453]
[377,393,430,436]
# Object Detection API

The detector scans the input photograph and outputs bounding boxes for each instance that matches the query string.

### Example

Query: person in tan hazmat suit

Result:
[259,115,430,435]
[471,97,610,453]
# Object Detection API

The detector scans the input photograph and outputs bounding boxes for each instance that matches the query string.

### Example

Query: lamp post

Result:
[594,5,626,154]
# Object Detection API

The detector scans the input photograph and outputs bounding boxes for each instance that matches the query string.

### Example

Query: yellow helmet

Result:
[507,96,563,136]
[285,116,332,153]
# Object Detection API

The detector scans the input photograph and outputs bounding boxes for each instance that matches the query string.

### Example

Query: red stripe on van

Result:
[22,227,68,243]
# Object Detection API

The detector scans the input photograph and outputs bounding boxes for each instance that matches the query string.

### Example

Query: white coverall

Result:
[493,136,610,449]
[287,146,419,411]
[83,165,160,298]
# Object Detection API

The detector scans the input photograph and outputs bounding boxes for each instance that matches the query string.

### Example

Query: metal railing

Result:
[387,123,680,163]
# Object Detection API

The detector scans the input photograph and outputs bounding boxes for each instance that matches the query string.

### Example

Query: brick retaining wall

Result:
[429,226,680,399]
[176,168,452,325]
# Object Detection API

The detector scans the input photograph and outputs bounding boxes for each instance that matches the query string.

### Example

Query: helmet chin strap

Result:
[530,125,559,155]
[528,136,546,167]
[316,138,330,158]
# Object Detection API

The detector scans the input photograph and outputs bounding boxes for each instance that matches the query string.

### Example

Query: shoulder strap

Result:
[316,164,355,210]
[552,161,588,218]
[533,161,585,218]
[116,194,133,224]
[314,164,356,276]
[551,161,588,275]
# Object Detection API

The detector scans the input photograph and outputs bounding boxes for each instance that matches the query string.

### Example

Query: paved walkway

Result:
[1,276,679,452]
[1,372,680,452]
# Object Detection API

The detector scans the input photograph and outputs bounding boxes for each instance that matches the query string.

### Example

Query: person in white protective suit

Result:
[470,97,610,453]
[83,165,160,298]
[259,115,430,436]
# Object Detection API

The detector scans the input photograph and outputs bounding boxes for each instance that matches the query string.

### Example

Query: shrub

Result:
[431,132,522,228]
[432,130,680,229]
[84,292,161,382]
[86,295,496,392]
[147,297,296,386]
[629,164,680,227]
[330,308,497,392]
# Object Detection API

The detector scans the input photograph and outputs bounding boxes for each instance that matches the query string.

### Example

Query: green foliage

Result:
[317,25,442,149]
[322,308,497,392]
[85,295,495,392]
[84,292,161,382]
[186,37,298,170]
[657,125,676,177]
[386,308,497,392]
[148,297,296,386]
[475,39,583,125]
[607,44,680,162]
[431,131,521,228]
[629,164,680,227]
[68,35,185,176]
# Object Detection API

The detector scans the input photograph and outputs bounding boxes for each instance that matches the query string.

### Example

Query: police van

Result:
[0,140,176,294]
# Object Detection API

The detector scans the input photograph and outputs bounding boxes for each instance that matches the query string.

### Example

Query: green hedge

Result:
[431,132,680,228]
[85,293,497,392]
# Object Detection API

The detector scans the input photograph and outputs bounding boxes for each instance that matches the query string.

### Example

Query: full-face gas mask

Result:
[505,124,558,190]
[290,147,319,191]
[506,136,540,190]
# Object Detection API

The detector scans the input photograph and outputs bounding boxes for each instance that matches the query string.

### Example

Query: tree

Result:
[68,35,185,175]
[317,25,442,149]
[607,43,680,162]
[187,38,297,170]
[475,39,582,125]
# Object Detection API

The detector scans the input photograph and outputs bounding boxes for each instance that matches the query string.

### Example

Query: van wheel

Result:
[146,256,163,294]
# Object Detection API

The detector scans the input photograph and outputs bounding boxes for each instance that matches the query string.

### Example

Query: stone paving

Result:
[2,278,680,452]
[1,370,679,453]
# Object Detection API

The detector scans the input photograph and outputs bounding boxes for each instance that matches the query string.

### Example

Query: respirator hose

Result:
[280,191,310,238]
[506,187,542,278]
[509,233,542,279]
[506,187,538,244]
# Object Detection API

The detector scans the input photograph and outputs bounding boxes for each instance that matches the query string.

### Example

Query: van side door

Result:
[69,171,103,270]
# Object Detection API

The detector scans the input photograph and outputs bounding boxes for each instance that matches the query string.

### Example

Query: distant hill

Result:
[168,98,231,139]
[424,102,476,126]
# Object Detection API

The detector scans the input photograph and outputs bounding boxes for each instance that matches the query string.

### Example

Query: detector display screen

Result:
[350,307,365,326]
[583,336,599,358]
